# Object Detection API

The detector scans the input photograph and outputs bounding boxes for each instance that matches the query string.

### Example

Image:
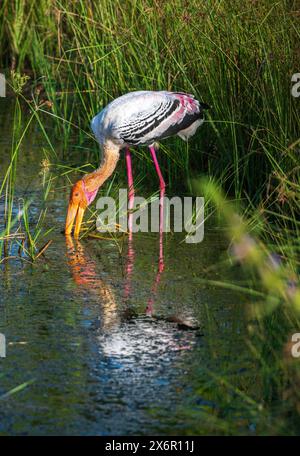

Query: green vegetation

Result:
[0,0,300,435]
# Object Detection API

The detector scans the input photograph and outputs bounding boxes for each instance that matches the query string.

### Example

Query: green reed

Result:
[1,1,299,196]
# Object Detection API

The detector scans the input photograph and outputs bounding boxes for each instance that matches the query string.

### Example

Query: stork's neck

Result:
[83,143,120,197]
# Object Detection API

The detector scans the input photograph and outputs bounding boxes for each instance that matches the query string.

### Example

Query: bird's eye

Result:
[74,192,79,197]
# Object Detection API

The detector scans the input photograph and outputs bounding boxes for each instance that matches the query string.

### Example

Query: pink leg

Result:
[149,145,165,269]
[149,146,166,191]
[149,145,165,236]
[125,147,134,239]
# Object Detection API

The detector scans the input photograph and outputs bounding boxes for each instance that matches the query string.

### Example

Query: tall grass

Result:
[1,1,299,196]
[0,73,55,261]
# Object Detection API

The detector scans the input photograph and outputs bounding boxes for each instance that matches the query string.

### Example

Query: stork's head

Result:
[65,179,98,237]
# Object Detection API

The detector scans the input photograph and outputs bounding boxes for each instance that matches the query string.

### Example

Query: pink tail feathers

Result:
[173,92,200,114]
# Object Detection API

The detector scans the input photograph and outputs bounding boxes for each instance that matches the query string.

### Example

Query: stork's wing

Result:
[115,91,206,146]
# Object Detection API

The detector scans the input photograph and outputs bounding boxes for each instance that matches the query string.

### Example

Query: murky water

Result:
[0,99,248,435]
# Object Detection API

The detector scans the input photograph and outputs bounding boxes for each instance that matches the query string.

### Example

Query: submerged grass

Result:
[0,0,300,435]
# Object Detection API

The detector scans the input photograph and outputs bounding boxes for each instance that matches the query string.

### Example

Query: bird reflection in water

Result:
[65,233,196,364]
[66,226,164,326]
[123,221,165,317]
[65,235,119,331]
[65,229,197,363]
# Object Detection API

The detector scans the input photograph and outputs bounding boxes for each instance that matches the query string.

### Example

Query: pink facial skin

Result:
[82,181,99,205]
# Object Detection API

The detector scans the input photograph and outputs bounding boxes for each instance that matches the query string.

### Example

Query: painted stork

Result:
[65,90,209,237]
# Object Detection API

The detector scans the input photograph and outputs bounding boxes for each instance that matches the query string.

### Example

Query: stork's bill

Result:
[65,180,88,237]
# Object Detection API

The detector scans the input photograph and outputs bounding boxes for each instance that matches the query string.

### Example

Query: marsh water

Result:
[0,100,249,435]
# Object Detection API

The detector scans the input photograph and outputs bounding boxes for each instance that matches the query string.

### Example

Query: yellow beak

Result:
[74,206,85,238]
[65,202,86,238]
